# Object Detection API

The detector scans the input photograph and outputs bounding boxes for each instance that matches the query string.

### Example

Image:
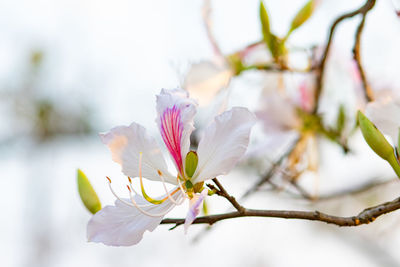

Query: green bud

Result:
[259,1,287,65]
[185,151,198,178]
[398,128,400,156]
[207,189,216,196]
[358,111,400,178]
[259,1,272,47]
[287,0,316,37]
[358,111,394,160]
[77,169,101,214]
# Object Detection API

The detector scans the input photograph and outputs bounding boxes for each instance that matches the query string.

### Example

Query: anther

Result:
[106,176,111,183]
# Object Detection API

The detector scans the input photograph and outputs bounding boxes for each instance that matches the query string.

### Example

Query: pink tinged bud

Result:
[160,105,184,172]
[184,189,208,233]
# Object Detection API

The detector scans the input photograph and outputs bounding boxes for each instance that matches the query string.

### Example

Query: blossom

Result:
[87,88,256,246]
[253,74,315,154]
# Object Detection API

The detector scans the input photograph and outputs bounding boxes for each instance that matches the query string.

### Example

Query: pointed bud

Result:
[358,111,394,160]
[185,151,198,178]
[287,0,318,36]
[77,169,102,214]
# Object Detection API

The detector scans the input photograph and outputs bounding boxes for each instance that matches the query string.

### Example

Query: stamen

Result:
[126,185,176,217]
[157,170,185,205]
[176,175,190,200]
[106,177,136,207]
[127,177,139,195]
[126,184,153,208]
[138,152,166,205]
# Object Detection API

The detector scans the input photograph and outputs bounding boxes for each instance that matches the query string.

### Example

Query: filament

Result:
[176,175,190,200]
[126,186,177,217]
[106,177,135,207]
[138,152,166,205]
[158,171,185,205]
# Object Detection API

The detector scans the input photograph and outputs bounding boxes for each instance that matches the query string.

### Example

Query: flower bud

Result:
[77,169,101,214]
[358,111,395,159]
[358,111,394,160]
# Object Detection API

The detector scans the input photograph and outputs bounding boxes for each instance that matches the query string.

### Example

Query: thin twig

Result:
[241,139,299,199]
[211,178,245,213]
[353,1,376,102]
[161,195,400,228]
[313,0,376,113]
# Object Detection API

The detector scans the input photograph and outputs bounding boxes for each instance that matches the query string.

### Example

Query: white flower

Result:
[87,88,256,246]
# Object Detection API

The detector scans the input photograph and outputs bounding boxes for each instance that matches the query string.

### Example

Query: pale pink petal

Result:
[156,88,198,174]
[366,98,400,146]
[87,191,182,246]
[184,189,208,234]
[241,42,271,66]
[256,90,300,133]
[100,122,176,184]
[184,61,232,106]
[192,107,256,183]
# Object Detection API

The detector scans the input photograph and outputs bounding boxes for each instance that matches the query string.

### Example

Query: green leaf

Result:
[185,151,198,178]
[77,169,101,214]
[287,0,316,37]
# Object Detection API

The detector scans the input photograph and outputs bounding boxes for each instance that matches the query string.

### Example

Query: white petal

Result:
[183,61,232,106]
[87,191,182,246]
[156,88,198,173]
[184,189,208,234]
[100,122,176,184]
[366,98,400,146]
[192,107,256,183]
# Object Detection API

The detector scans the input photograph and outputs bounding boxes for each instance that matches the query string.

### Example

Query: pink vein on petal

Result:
[160,105,184,172]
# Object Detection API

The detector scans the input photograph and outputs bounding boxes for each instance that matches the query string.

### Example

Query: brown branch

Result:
[161,195,400,228]
[211,178,245,213]
[353,2,376,102]
[313,0,376,114]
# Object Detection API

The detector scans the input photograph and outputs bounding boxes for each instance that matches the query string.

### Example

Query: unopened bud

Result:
[358,111,394,161]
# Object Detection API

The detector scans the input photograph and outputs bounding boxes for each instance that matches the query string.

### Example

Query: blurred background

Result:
[2,0,400,266]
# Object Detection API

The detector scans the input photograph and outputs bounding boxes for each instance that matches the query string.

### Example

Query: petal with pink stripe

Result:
[156,88,197,174]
